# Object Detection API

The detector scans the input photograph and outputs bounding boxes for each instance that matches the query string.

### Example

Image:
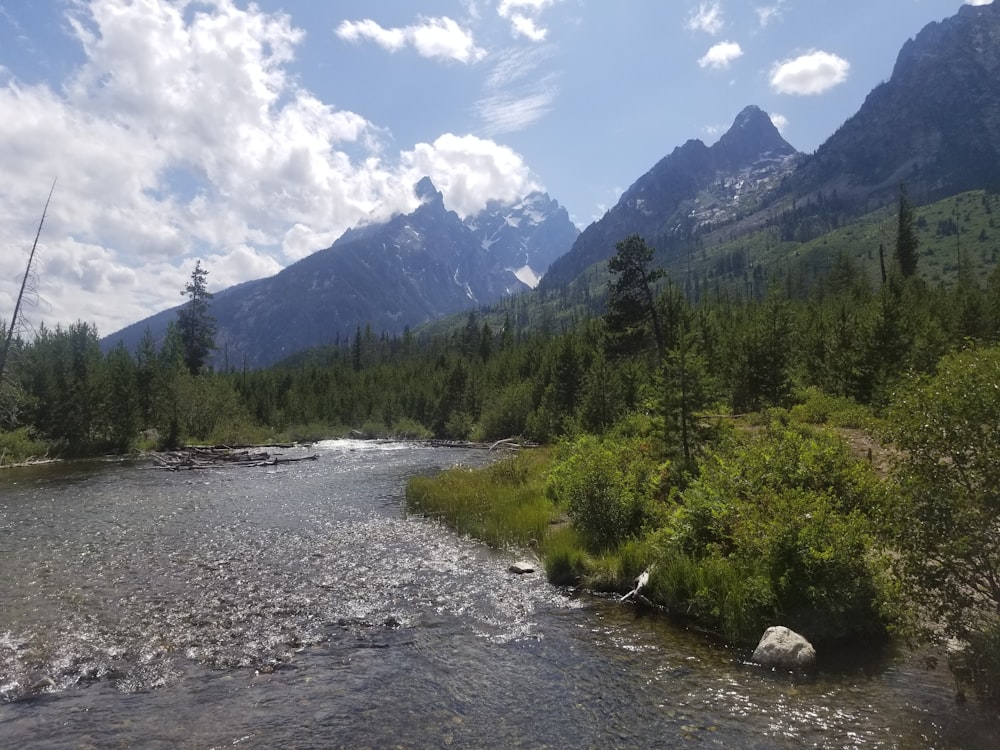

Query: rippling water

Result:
[0,441,997,748]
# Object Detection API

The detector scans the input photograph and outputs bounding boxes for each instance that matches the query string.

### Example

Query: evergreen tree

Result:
[104,341,138,452]
[606,234,666,360]
[895,184,919,277]
[177,260,216,375]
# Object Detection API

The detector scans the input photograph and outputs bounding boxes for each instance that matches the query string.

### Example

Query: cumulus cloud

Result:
[497,0,559,42]
[698,41,743,69]
[0,1,537,337]
[399,134,540,217]
[964,0,992,6]
[335,16,486,63]
[686,2,724,35]
[769,50,850,95]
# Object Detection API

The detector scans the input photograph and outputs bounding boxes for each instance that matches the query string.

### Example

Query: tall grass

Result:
[540,526,590,585]
[405,449,555,549]
[646,551,774,644]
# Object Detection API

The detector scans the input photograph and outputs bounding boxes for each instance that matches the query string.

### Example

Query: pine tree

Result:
[606,234,666,360]
[895,184,919,277]
[176,261,216,375]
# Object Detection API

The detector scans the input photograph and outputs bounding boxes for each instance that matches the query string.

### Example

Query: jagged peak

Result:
[414,176,443,205]
[712,105,797,166]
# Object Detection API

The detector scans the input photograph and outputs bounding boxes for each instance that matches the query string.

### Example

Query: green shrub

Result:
[790,387,872,428]
[279,421,348,443]
[884,345,1000,642]
[357,419,388,438]
[389,418,431,439]
[546,435,657,552]
[649,421,889,644]
[0,428,50,465]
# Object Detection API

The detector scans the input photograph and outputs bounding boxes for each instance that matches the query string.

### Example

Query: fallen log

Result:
[146,446,318,470]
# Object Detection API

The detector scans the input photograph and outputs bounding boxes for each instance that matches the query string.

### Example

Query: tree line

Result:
[2,198,1000,457]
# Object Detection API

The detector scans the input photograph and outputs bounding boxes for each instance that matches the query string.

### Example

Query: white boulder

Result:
[751,626,816,669]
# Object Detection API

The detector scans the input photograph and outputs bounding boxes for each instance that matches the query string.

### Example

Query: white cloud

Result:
[0,1,538,337]
[509,14,547,41]
[498,0,559,16]
[755,1,787,27]
[497,0,559,42]
[686,2,724,35]
[399,134,541,217]
[335,16,486,64]
[334,19,406,52]
[478,47,558,133]
[698,41,743,69]
[476,87,558,134]
[769,50,850,95]
[964,1,993,6]
[769,112,789,133]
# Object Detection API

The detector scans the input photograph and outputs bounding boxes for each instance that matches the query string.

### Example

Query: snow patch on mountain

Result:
[513,264,542,288]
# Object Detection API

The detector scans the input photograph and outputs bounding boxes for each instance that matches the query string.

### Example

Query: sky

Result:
[0,0,993,338]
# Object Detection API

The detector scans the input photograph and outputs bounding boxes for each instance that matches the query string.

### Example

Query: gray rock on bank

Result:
[751,626,816,669]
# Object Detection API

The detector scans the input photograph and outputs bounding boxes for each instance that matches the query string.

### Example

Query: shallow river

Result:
[0,440,997,749]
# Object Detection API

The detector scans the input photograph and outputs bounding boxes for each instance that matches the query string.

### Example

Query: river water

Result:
[0,440,996,749]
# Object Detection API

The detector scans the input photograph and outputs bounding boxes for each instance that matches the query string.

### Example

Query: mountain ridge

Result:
[541,105,800,290]
[103,181,578,368]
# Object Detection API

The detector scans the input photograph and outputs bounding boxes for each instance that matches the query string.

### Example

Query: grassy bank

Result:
[406,448,557,549]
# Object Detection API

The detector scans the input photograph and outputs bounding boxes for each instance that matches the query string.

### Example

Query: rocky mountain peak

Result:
[414,176,444,207]
[713,105,796,168]
[789,0,1000,204]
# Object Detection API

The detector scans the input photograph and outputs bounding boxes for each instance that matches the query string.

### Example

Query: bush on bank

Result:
[647,420,889,644]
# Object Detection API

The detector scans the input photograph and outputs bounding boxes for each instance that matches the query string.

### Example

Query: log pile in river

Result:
[147,446,319,470]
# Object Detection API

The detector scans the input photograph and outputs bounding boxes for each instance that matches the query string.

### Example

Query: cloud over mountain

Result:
[0,0,538,337]
[769,50,850,95]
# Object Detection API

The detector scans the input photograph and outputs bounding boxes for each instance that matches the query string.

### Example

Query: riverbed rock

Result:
[751,626,816,669]
[509,561,536,575]
[29,675,56,692]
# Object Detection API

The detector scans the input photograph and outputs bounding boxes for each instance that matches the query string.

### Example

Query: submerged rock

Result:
[751,626,816,669]
[29,675,56,693]
[509,562,536,575]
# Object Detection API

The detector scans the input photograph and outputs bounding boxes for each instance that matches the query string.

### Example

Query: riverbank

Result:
[406,417,894,649]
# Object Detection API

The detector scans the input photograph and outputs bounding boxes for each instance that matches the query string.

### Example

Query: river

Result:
[0,440,996,748]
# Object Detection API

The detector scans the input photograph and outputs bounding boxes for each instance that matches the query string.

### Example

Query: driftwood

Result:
[621,567,654,607]
[147,446,318,470]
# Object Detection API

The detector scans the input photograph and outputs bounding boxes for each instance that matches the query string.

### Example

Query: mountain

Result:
[541,3,1000,293]
[104,179,578,367]
[787,1,1000,208]
[541,105,800,289]
[465,191,579,289]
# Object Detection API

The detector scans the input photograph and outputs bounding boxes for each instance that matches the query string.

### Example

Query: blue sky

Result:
[0,0,991,336]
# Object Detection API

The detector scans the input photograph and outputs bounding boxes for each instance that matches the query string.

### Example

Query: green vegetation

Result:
[0,427,49,466]
[406,449,556,549]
